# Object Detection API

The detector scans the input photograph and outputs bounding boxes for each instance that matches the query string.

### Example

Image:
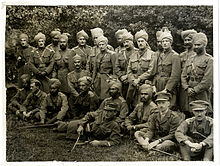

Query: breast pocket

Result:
[130,59,139,72]
[196,62,207,75]
[140,58,150,72]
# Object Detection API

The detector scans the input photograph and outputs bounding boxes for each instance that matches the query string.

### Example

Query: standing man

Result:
[86,28,114,73]
[53,33,73,95]
[39,78,69,124]
[149,31,181,110]
[125,84,157,137]
[175,100,213,161]
[181,32,213,116]
[16,33,35,88]
[114,29,128,53]
[72,30,92,70]
[126,29,154,109]
[135,91,182,152]
[92,36,116,101]
[115,32,138,98]
[29,32,55,93]
[46,29,61,52]
[179,30,197,117]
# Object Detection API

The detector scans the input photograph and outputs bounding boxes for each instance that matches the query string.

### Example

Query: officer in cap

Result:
[135,91,183,152]
[175,100,213,161]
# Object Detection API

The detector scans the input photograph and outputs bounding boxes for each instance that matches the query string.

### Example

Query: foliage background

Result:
[5,5,213,83]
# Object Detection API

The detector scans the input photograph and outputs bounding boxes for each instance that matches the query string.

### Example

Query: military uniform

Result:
[72,45,92,70]
[86,45,114,73]
[66,106,121,146]
[53,48,72,94]
[70,90,99,119]
[179,50,196,114]
[152,49,181,108]
[175,116,213,160]
[16,45,35,88]
[92,49,116,100]
[21,89,47,121]
[126,48,154,107]
[125,101,157,131]
[98,96,129,126]
[29,47,55,93]
[39,92,69,122]
[67,69,90,97]
[8,87,31,113]
[181,53,213,111]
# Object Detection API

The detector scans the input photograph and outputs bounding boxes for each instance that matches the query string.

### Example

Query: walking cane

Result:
[71,134,80,153]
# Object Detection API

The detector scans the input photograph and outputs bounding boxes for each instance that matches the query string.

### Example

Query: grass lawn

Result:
[6,113,182,162]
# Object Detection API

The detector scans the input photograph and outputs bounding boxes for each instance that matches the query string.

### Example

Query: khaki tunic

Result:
[98,96,129,125]
[126,48,154,107]
[181,53,213,112]
[92,49,116,100]
[179,50,196,112]
[175,116,213,147]
[72,45,92,70]
[53,48,71,94]
[29,47,55,93]
[125,101,157,130]
[143,109,182,142]
[86,45,114,73]
[15,45,35,88]
[40,92,69,121]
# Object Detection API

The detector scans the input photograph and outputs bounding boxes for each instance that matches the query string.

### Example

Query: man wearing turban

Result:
[39,78,69,124]
[115,29,128,53]
[16,33,35,88]
[181,32,213,117]
[72,30,92,70]
[126,29,154,110]
[115,32,138,99]
[178,29,197,117]
[29,32,55,93]
[66,76,99,119]
[92,35,117,101]
[52,33,75,94]
[125,84,157,138]
[86,27,114,73]
[46,28,61,52]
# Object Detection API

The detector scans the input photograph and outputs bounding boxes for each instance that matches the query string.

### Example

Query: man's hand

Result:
[41,71,47,76]
[127,125,135,130]
[40,119,45,124]
[120,75,128,83]
[132,78,140,87]
[187,88,195,96]
[77,125,84,135]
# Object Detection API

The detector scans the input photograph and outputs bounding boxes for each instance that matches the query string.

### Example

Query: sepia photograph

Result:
[1,0,219,165]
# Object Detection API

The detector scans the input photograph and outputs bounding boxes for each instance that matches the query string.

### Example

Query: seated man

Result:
[8,74,31,117]
[56,103,121,147]
[20,79,47,122]
[175,100,213,161]
[125,84,157,137]
[39,78,69,124]
[69,76,99,119]
[135,91,182,152]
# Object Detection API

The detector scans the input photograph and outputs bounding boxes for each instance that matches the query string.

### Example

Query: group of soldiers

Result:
[7,27,213,161]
